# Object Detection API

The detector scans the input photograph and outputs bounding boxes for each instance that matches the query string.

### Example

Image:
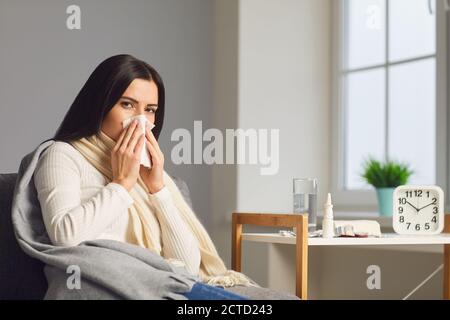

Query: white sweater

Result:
[33,141,201,276]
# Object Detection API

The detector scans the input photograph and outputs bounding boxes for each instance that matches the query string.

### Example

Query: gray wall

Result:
[0,0,213,228]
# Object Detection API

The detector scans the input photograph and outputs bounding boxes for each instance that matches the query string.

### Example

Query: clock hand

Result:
[405,200,419,212]
[417,202,434,212]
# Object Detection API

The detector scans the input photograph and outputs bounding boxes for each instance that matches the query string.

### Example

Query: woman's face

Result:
[101,78,159,141]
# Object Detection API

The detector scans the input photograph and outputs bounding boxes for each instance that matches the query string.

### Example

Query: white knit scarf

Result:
[69,130,256,288]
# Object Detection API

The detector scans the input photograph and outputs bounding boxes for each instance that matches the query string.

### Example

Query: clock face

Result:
[393,186,444,235]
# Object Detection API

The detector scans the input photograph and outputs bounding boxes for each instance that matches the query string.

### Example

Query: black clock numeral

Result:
[425,223,430,230]
[399,216,404,223]
[432,216,437,223]
[399,198,407,205]
[415,224,420,231]
[432,197,437,204]
[427,191,430,198]
[398,207,403,214]
[406,190,423,198]
[433,207,438,214]
[406,223,411,230]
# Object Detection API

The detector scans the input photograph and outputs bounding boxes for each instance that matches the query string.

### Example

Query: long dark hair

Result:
[52,54,165,142]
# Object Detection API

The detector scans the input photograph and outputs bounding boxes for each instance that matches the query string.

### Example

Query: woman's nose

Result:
[134,112,154,123]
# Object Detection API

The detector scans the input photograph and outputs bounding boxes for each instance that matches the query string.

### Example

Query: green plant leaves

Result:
[361,158,413,188]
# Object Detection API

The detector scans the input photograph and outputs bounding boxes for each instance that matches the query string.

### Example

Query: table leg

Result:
[445,244,449,299]
[444,215,450,299]
[295,217,308,300]
[232,214,242,272]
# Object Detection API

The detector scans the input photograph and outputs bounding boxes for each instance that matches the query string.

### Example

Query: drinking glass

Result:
[293,178,318,232]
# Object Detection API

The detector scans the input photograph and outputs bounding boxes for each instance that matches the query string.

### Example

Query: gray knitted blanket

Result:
[11,140,198,300]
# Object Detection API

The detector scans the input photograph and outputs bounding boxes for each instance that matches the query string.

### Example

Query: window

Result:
[332,0,447,208]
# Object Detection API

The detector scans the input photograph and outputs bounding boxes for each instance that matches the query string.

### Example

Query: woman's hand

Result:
[140,122,165,194]
[111,120,145,192]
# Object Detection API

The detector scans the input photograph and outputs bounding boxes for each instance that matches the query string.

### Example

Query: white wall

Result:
[212,0,332,287]
[237,0,331,215]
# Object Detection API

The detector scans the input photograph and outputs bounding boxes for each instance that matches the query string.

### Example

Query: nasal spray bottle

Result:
[322,193,335,238]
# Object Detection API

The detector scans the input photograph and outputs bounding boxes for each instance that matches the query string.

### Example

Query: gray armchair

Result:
[0,172,193,300]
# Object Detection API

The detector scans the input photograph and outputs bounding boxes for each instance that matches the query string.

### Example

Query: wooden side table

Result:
[231,212,450,300]
[231,213,309,300]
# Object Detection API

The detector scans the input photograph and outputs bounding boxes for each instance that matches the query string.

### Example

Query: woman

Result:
[33,54,252,300]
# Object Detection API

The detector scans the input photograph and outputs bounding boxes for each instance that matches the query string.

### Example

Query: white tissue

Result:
[122,115,155,168]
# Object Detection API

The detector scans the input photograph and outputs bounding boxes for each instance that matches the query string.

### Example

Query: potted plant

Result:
[361,158,413,216]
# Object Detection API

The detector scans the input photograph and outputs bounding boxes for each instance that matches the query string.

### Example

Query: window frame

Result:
[331,0,448,211]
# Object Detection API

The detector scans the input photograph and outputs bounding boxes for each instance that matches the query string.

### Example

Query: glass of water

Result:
[293,178,318,232]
